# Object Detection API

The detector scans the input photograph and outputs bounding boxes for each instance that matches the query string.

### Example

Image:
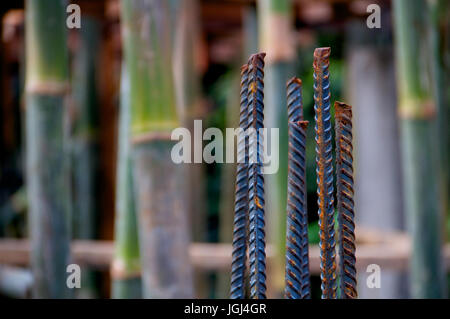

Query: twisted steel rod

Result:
[335,102,357,299]
[285,78,311,299]
[247,53,266,299]
[313,47,337,299]
[231,64,250,299]
[286,77,304,123]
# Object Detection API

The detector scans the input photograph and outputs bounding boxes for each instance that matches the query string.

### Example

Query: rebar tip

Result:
[296,120,309,129]
[248,52,266,63]
[257,52,266,59]
[334,101,351,110]
[313,47,331,71]
[287,77,302,87]
[314,47,331,59]
[334,101,352,117]
[287,77,303,122]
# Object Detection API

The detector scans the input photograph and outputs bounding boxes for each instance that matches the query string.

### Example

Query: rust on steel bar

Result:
[247,52,267,299]
[285,77,311,299]
[231,64,250,299]
[286,77,304,122]
[335,101,357,299]
[313,47,337,299]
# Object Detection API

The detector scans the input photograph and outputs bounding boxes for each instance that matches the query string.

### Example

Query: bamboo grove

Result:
[12,0,448,299]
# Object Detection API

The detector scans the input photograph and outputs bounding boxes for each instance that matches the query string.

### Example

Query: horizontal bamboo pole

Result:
[1,230,449,273]
[0,266,33,298]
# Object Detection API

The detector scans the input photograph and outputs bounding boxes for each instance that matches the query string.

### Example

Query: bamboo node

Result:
[111,258,141,280]
[131,131,173,145]
[26,81,70,96]
[398,99,436,120]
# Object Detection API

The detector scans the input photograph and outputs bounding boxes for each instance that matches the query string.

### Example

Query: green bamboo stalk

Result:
[257,0,295,295]
[393,0,446,298]
[112,64,142,299]
[122,0,178,135]
[70,16,101,298]
[121,0,193,298]
[429,0,449,243]
[25,0,71,298]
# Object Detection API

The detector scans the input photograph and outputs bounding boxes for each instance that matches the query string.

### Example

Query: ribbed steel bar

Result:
[247,52,266,299]
[285,78,311,299]
[286,77,304,123]
[334,102,357,299]
[230,64,250,299]
[313,47,337,299]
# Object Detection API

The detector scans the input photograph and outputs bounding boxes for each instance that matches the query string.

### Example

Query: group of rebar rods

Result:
[231,47,356,299]
[313,47,357,299]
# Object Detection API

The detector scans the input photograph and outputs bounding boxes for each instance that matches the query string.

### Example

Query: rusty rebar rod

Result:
[313,47,337,299]
[334,102,357,299]
[247,52,266,299]
[284,78,311,299]
[231,64,250,299]
[287,77,304,123]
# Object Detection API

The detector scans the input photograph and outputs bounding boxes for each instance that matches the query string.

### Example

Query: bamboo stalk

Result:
[172,0,208,298]
[70,16,101,298]
[345,18,406,298]
[393,0,446,298]
[428,0,449,244]
[71,16,100,241]
[111,64,142,299]
[25,0,71,298]
[121,0,193,298]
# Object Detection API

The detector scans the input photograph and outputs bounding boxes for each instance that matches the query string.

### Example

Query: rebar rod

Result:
[231,64,250,299]
[286,77,304,123]
[313,47,337,299]
[285,78,311,299]
[247,52,267,299]
[335,102,357,299]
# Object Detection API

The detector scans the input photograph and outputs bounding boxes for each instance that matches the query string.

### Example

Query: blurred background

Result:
[0,0,448,299]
